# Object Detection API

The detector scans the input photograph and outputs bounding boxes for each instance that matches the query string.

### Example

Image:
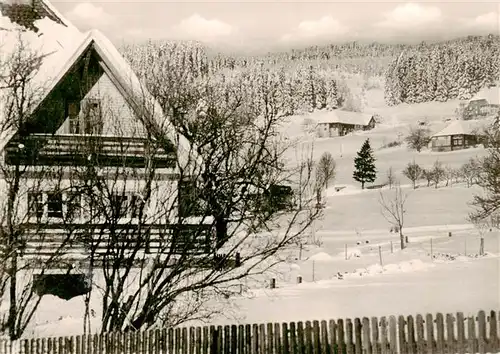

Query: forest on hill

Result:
[121,34,500,116]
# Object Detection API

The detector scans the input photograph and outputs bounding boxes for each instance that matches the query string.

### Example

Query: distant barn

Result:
[316,110,376,137]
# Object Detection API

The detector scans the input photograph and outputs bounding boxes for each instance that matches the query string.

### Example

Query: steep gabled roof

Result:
[0,12,196,170]
[315,109,374,126]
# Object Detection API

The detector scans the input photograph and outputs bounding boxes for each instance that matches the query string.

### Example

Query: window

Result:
[65,193,81,220]
[28,192,43,219]
[130,194,145,219]
[110,194,128,218]
[68,101,80,134]
[47,193,63,218]
[68,98,103,135]
[452,136,464,147]
[178,180,204,217]
[82,98,103,135]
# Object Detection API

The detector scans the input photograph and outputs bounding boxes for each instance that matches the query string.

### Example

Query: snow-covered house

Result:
[316,110,376,138]
[0,0,212,268]
[430,119,491,152]
[459,89,500,120]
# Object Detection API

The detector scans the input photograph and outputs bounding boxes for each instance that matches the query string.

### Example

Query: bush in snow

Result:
[405,126,431,153]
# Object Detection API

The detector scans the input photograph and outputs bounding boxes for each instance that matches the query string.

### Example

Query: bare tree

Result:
[460,158,481,188]
[444,165,458,187]
[431,160,446,189]
[402,160,422,189]
[470,126,500,221]
[379,183,408,250]
[314,152,336,206]
[0,36,76,339]
[422,168,433,187]
[386,166,396,189]
[405,126,431,152]
[316,152,336,191]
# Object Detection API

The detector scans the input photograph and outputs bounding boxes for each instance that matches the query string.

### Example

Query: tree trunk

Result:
[361,182,365,189]
[215,217,228,249]
[399,230,405,250]
[8,255,17,340]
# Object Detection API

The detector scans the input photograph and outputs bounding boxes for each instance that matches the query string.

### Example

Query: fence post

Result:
[345,244,348,260]
[329,320,338,354]
[259,324,266,354]
[297,276,302,284]
[435,313,445,353]
[431,238,434,260]
[478,311,487,353]
[270,278,276,289]
[320,320,329,354]
[312,261,315,282]
[389,316,397,354]
[380,317,388,354]
[297,321,305,353]
[425,314,435,354]
[362,318,372,354]
[313,320,321,353]
[346,319,354,354]
[467,316,477,354]
[444,313,456,354]
[455,312,466,354]
[353,318,362,354]
[337,319,346,354]
[379,246,383,266]
[407,315,417,354]
[287,322,295,354]
[267,323,274,354]
[480,237,485,256]
[398,315,407,354]
[273,323,281,354]
[371,317,379,354]
[490,311,499,351]
[391,241,393,254]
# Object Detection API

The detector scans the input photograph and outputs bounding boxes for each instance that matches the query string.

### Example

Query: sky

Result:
[51,1,500,53]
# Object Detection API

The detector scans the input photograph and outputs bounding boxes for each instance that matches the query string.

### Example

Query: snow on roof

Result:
[315,110,374,126]
[432,118,493,137]
[0,11,84,150]
[36,0,76,30]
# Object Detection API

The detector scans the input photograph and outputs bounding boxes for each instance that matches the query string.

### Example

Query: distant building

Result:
[316,110,376,137]
[430,119,491,152]
[459,89,500,120]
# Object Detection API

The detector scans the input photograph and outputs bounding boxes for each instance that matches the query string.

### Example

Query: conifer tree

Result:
[353,138,377,189]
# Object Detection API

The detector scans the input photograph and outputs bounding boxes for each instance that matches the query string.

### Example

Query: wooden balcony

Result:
[5,134,176,168]
[15,222,215,268]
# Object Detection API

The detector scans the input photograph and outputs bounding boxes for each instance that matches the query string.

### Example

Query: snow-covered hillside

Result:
[281,87,497,186]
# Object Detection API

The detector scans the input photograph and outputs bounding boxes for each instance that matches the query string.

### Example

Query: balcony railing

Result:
[5,134,176,168]
[15,222,215,268]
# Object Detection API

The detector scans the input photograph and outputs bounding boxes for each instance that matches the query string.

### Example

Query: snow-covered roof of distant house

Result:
[0,0,76,31]
[432,118,493,137]
[315,110,374,126]
[471,87,500,105]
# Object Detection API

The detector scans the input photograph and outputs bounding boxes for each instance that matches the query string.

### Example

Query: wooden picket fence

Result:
[0,309,499,353]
